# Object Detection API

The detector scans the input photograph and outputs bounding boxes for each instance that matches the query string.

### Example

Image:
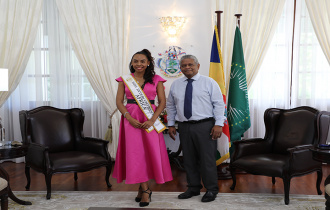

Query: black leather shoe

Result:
[201,191,217,202]
[178,190,200,199]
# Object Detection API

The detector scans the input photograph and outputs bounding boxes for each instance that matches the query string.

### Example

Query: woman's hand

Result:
[126,116,142,129]
[141,119,155,130]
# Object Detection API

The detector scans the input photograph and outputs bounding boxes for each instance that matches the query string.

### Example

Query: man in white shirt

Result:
[167,55,226,202]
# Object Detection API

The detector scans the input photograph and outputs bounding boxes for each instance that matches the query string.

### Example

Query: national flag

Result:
[227,26,251,147]
[209,25,231,166]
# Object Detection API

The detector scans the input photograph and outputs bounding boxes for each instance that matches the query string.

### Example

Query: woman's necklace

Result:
[134,74,144,85]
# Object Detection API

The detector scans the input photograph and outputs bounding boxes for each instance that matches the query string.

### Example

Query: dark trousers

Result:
[178,120,219,193]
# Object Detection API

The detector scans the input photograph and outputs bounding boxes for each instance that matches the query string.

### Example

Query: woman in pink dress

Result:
[113,49,173,207]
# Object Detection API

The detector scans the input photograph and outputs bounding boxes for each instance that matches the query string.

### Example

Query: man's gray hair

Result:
[179,55,199,65]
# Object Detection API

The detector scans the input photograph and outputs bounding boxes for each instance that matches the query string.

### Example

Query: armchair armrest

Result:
[287,144,320,174]
[76,137,110,160]
[25,142,49,169]
[231,138,272,161]
[287,144,314,152]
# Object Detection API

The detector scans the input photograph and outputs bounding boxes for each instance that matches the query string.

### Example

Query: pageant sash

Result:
[121,75,166,133]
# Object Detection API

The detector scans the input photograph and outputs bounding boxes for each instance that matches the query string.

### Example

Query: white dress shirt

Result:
[166,73,226,127]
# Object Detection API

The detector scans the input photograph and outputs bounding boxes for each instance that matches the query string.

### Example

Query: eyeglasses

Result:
[180,63,195,68]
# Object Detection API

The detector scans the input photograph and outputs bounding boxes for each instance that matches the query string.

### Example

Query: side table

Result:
[310,147,330,210]
[0,145,32,205]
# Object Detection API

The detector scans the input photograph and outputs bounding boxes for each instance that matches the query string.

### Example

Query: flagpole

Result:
[234,14,242,28]
[215,11,223,44]
[214,10,232,180]
[229,14,248,175]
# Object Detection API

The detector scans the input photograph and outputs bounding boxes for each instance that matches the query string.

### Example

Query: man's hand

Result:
[210,125,223,140]
[168,126,176,140]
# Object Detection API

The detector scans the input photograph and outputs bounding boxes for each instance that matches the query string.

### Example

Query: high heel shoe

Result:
[139,188,152,207]
[135,185,142,202]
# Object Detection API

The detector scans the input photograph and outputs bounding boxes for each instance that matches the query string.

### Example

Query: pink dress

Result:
[112,74,173,184]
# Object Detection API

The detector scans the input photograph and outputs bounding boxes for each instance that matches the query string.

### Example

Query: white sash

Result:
[121,75,166,133]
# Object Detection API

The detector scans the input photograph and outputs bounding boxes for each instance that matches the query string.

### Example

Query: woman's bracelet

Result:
[123,112,129,118]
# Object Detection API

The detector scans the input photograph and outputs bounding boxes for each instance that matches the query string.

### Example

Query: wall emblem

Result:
[156,46,186,78]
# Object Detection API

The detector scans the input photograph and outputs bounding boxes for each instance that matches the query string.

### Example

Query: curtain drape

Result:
[247,0,294,138]
[305,0,330,65]
[56,0,130,158]
[246,0,330,138]
[291,0,330,111]
[0,0,43,107]
[213,0,285,90]
[211,0,285,141]
[0,0,110,163]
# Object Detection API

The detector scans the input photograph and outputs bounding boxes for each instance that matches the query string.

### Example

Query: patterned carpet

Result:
[9,191,326,209]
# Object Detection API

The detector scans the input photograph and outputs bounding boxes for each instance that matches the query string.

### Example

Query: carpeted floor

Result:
[9,191,326,209]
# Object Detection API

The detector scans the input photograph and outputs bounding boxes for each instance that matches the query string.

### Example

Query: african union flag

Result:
[227,26,251,149]
[209,25,230,165]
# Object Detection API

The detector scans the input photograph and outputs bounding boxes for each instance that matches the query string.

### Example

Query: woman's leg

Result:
[135,184,142,202]
[140,182,151,203]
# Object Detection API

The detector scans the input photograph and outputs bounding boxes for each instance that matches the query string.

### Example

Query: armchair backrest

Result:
[19,106,85,153]
[267,107,318,154]
[317,111,330,145]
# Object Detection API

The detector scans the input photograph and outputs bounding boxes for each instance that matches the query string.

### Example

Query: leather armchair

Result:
[229,106,324,205]
[19,106,112,199]
[316,111,330,208]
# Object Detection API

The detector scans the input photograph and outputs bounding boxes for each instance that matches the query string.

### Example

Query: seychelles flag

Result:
[209,25,230,165]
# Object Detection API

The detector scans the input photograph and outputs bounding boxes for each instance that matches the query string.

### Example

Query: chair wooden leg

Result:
[283,177,291,205]
[74,172,78,181]
[25,166,31,190]
[1,193,8,210]
[326,197,330,210]
[272,177,276,184]
[324,175,330,210]
[317,170,323,195]
[105,165,112,188]
[45,173,52,199]
[229,166,236,190]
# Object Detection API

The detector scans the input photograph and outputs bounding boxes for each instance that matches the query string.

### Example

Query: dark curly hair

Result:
[129,49,155,85]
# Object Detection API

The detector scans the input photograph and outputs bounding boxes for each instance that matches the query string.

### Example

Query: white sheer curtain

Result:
[291,0,330,110]
[213,0,285,90]
[247,0,294,138]
[212,0,286,139]
[0,0,42,107]
[56,0,130,158]
[240,0,286,88]
[247,0,330,138]
[0,0,110,156]
[305,0,330,65]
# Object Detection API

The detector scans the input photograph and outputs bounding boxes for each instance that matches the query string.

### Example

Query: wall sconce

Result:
[160,16,186,40]
[0,68,8,91]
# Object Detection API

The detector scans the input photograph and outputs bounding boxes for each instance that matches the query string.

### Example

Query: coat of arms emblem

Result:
[156,46,186,77]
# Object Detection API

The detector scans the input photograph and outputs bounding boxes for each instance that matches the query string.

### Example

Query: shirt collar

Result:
[184,73,200,81]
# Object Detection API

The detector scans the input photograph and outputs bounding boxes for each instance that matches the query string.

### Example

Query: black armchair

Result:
[19,106,112,199]
[229,106,324,205]
[315,111,330,208]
